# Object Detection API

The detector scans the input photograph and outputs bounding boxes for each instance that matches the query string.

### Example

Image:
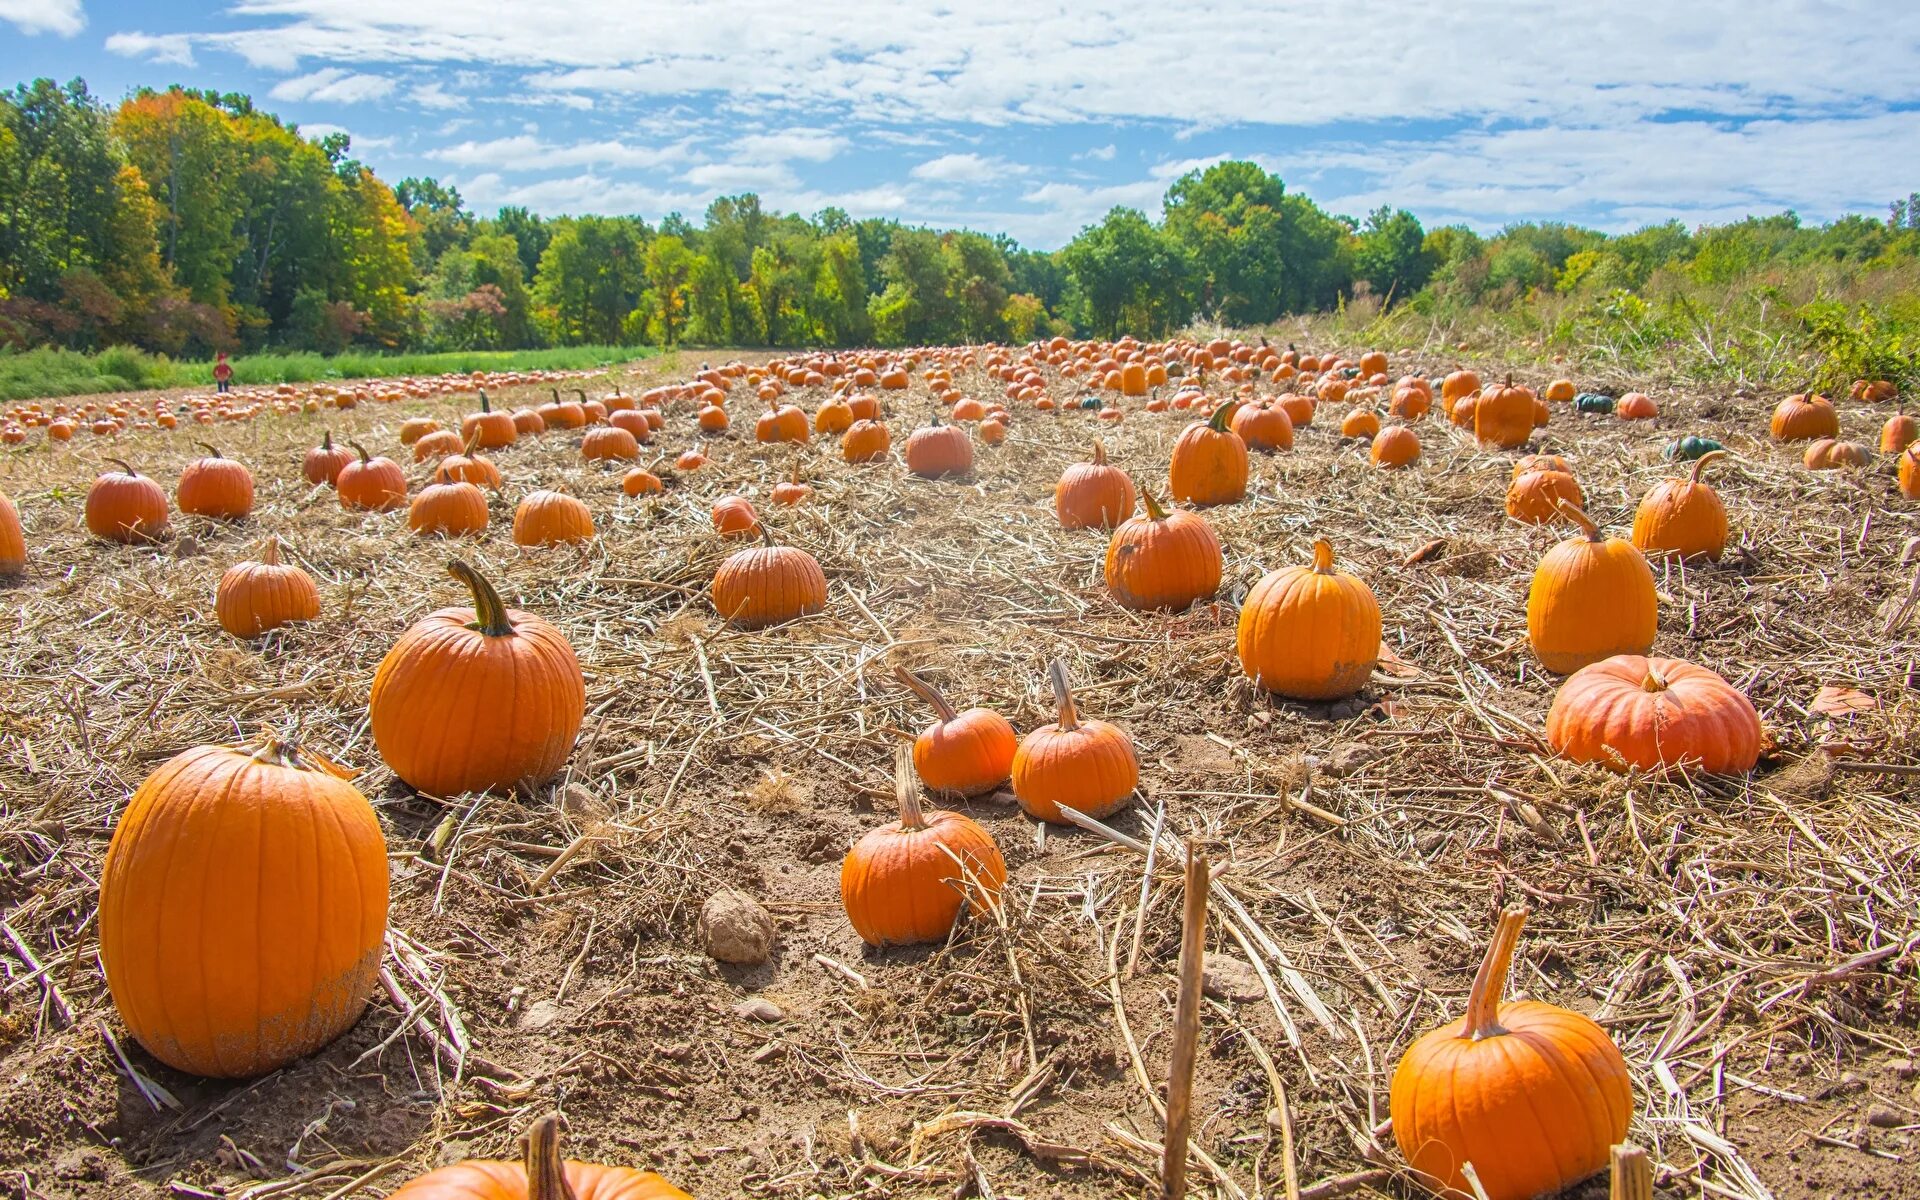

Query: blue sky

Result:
[5,0,1918,249]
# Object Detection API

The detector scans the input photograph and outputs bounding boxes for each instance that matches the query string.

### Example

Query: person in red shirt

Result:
[213,352,234,395]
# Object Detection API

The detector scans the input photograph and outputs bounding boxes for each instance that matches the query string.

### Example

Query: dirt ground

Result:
[1,340,1917,1200]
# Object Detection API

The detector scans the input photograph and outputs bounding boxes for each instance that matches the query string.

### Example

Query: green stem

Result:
[448,559,515,636]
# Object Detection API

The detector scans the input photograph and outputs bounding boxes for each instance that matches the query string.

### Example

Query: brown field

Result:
[1,343,1917,1200]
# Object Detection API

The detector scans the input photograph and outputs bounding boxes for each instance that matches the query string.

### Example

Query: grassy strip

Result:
[0,344,653,404]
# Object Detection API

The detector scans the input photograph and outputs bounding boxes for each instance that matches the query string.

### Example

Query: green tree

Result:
[532,216,649,344]
[644,234,695,344]
[1353,206,1433,302]
[1059,207,1189,336]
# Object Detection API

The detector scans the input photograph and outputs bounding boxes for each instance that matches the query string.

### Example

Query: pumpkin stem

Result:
[894,665,959,724]
[260,535,282,566]
[1641,663,1670,693]
[461,426,480,456]
[478,388,493,414]
[1048,659,1079,732]
[1311,538,1335,574]
[1555,500,1602,542]
[575,388,588,403]
[321,431,334,451]
[106,457,137,477]
[1609,1143,1653,1200]
[348,441,372,465]
[196,441,222,458]
[894,743,928,832]
[1206,401,1237,433]
[1462,904,1528,1041]
[522,1114,579,1200]
[1688,449,1725,485]
[1090,437,1107,466]
[448,559,515,637]
[1140,488,1169,522]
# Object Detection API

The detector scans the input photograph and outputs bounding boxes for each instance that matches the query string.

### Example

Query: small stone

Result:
[1323,743,1375,778]
[1888,1057,1918,1081]
[171,536,201,559]
[734,998,783,1023]
[1202,952,1262,1003]
[700,889,775,965]
[1866,1105,1903,1130]
[515,999,565,1031]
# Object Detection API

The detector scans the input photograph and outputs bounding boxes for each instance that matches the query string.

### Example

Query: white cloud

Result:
[1078,143,1117,161]
[269,67,397,105]
[408,81,469,110]
[732,129,847,162]
[0,0,83,36]
[105,31,195,65]
[429,135,695,170]
[681,161,800,191]
[910,152,1023,183]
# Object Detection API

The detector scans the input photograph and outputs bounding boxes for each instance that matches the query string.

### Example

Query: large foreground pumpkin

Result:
[840,745,1007,947]
[1390,906,1631,1200]
[100,737,388,1077]
[391,1114,688,1199]
[1546,654,1762,774]
[1236,539,1380,700]
[371,560,585,796]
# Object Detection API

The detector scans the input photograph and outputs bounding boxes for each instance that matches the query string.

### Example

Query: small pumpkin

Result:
[177,443,255,519]
[390,1113,687,1200]
[674,446,708,471]
[896,666,1017,798]
[755,403,810,444]
[513,490,594,547]
[538,388,587,430]
[1370,425,1420,468]
[413,428,465,463]
[841,745,1007,947]
[434,438,503,489]
[1055,439,1137,530]
[1236,538,1381,700]
[712,494,762,539]
[712,538,828,628]
[303,431,354,487]
[1473,376,1536,449]
[1632,451,1728,560]
[1169,402,1249,506]
[1010,660,1137,825]
[408,481,490,538]
[842,418,892,464]
[1104,490,1222,612]
[398,417,441,446]
[1340,407,1381,440]
[0,490,22,576]
[370,560,585,797]
[581,426,641,462]
[100,735,388,1078]
[461,389,518,449]
[1803,438,1871,470]
[1899,445,1920,500]
[621,467,664,497]
[903,411,973,478]
[1440,368,1480,414]
[771,466,813,506]
[338,442,408,512]
[1770,391,1838,441]
[1528,504,1657,674]
[512,407,547,436]
[216,537,321,637]
[1544,378,1577,403]
[86,459,170,543]
[1505,466,1584,524]
[814,396,854,434]
[1616,391,1658,420]
[1879,414,1917,454]
[1546,654,1761,774]
[1390,905,1631,1200]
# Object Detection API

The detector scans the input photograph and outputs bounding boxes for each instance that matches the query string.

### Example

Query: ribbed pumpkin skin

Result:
[1631,458,1728,560]
[1012,722,1136,824]
[1769,394,1838,441]
[1104,501,1222,612]
[841,810,1006,947]
[389,1160,689,1199]
[712,545,827,628]
[1169,406,1248,506]
[1504,469,1583,524]
[99,743,388,1078]
[217,544,321,637]
[86,466,170,542]
[1229,403,1294,452]
[1473,379,1536,448]
[408,482,490,537]
[842,419,892,463]
[904,421,973,477]
[1902,447,1920,500]
[435,452,503,489]
[711,495,762,539]
[370,571,585,797]
[338,447,408,512]
[1055,442,1136,530]
[755,405,810,444]
[513,491,594,546]
[0,490,24,575]
[581,427,640,462]
[1527,527,1657,674]
[912,710,1017,797]
[177,450,256,519]
[1546,655,1761,774]
[1881,414,1918,454]
[1236,541,1381,700]
[414,429,465,463]
[304,433,354,487]
[461,393,518,449]
[1370,426,1420,468]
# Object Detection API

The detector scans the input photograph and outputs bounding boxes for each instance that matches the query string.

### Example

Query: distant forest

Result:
[3,76,1918,357]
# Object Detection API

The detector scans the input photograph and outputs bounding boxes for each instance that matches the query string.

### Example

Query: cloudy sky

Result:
[4,0,1918,249]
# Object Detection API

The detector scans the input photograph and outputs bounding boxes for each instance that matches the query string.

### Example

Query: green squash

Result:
[1574,392,1616,415]
[1664,435,1725,461]
[1077,395,1101,410]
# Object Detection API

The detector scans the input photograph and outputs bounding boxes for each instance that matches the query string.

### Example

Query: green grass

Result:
[0,345,652,404]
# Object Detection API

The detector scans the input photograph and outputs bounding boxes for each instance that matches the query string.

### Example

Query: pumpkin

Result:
[86,459,170,543]
[1010,660,1137,825]
[1528,504,1657,674]
[390,1114,688,1200]
[674,447,708,471]
[538,389,587,430]
[903,412,973,478]
[581,426,641,462]
[408,481,489,538]
[1275,392,1316,427]
[696,404,730,433]
[1229,401,1294,452]
[1473,376,1536,449]
[1616,391,1658,420]
[99,735,388,1078]
[0,490,22,576]
[1389,384,1432,420]
[217,537,321,637]
[303,431,354,487]
[434,441,503,489]
[1236,539,1380,700]
[1104,490,1222,612]
[1390,905,1630,1200]
[771,467,813,506]
[712,539,828,628]
[712,494,762,538]
[1513,453,1572,478]
[1879,414,1917,454]
[755,403,809,444]
[338,442,408,512]
[371,560,584,797]
[1369,425,1421,468]
[621,467,664,497]
[896,666,1017,797]
[979,416,1008,444]
[1340,407,1381,440]
[1546,655,1761,774]
[814,396,854,434]
[461,389,518,449]
[1899,445,1920,500]
[513,490,594,547]
[1853,378,1899,404]
[1169,403,1249,506]
[842,418,892,464]
[608,409,653,443]
[1664,435,1723,461]
[1631,450,1729,561]
[399,417,441,445]
[840,745,1007,947]
[1544,378,1577,403]
[1505,466,1584,524]
[1770,391,1838,441]
[413,428,464,463]
[512,407,547,436]
[1573,392,1616,415]
[1803,438,1871,470]
[177,443,255,519]
[1055,439,1137,530]
[1448,392,1479,429]
[1358,350,1388,377]
[1440,368,1480,414]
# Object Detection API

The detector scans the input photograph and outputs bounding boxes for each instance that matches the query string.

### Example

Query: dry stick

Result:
[1610,1142,1653,1200]
[1161,846,1210,1200]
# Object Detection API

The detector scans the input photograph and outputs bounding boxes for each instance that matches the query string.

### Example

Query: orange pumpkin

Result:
[841,745,1007,947]
[1879,413,1917,454]
[1505,466,1584,524]
[896,666,1017,797]
[582,426,641,462]
[86,459,170,543]
[1546,654,1761,774]
[1440,368,1480,414]
[461,389,518,449]
[1055,439,1137,530]
[1169,403,1248,506]
[1229,401,1294,452]
[1632,451,1728,560]
[1544,378,1577,403]
[814,396,854,434]
[1010,660,1137,825]
[100,736,388,1078]
[513,490,595,546]
[0,490,22,576]
[434,440,503,489]
[177,443,255,519]
[390,1114,687,1200]
[512,407,547,436]
[755,404,809,444]
[1104,490,1222,612]
[903,412,973,478]
[303,431,354,487]
[338,443,408,512]
[408,481,489,538]
[1528,505,1657,673]
[1236,539,1380,700]
[1391,906,1630,1200]
[370,560,585,797]
[1803,438,1871,470]
[1902,445,1920,500]
[1340,407,1381,440]
[712,494,762,538]
[1770,392,1838,441]
[1369,426,1421,468]
[216,537,321,637]
[842,418,892,464]
[1616,391,1659,420]
[621,467,664,497]
[712,541,828,628]
[413,428,464,463]
[1473,377,1536,449]
[398,417,441,446]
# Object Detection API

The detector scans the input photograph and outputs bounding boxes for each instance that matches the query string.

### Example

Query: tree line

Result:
[3,76,1916,358]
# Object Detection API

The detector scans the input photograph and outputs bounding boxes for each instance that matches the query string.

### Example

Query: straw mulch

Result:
[1,348,1916,1200]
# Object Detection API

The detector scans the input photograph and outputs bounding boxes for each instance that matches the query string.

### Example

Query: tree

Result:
[685,253,736,345]
[643,234,695,344]
[532,217,649,344]
[114,88,247,313]
[395,176,472,265]
[1059,207,1189,336]
[1353,207,1433,302]
[1162,161,1287,323]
